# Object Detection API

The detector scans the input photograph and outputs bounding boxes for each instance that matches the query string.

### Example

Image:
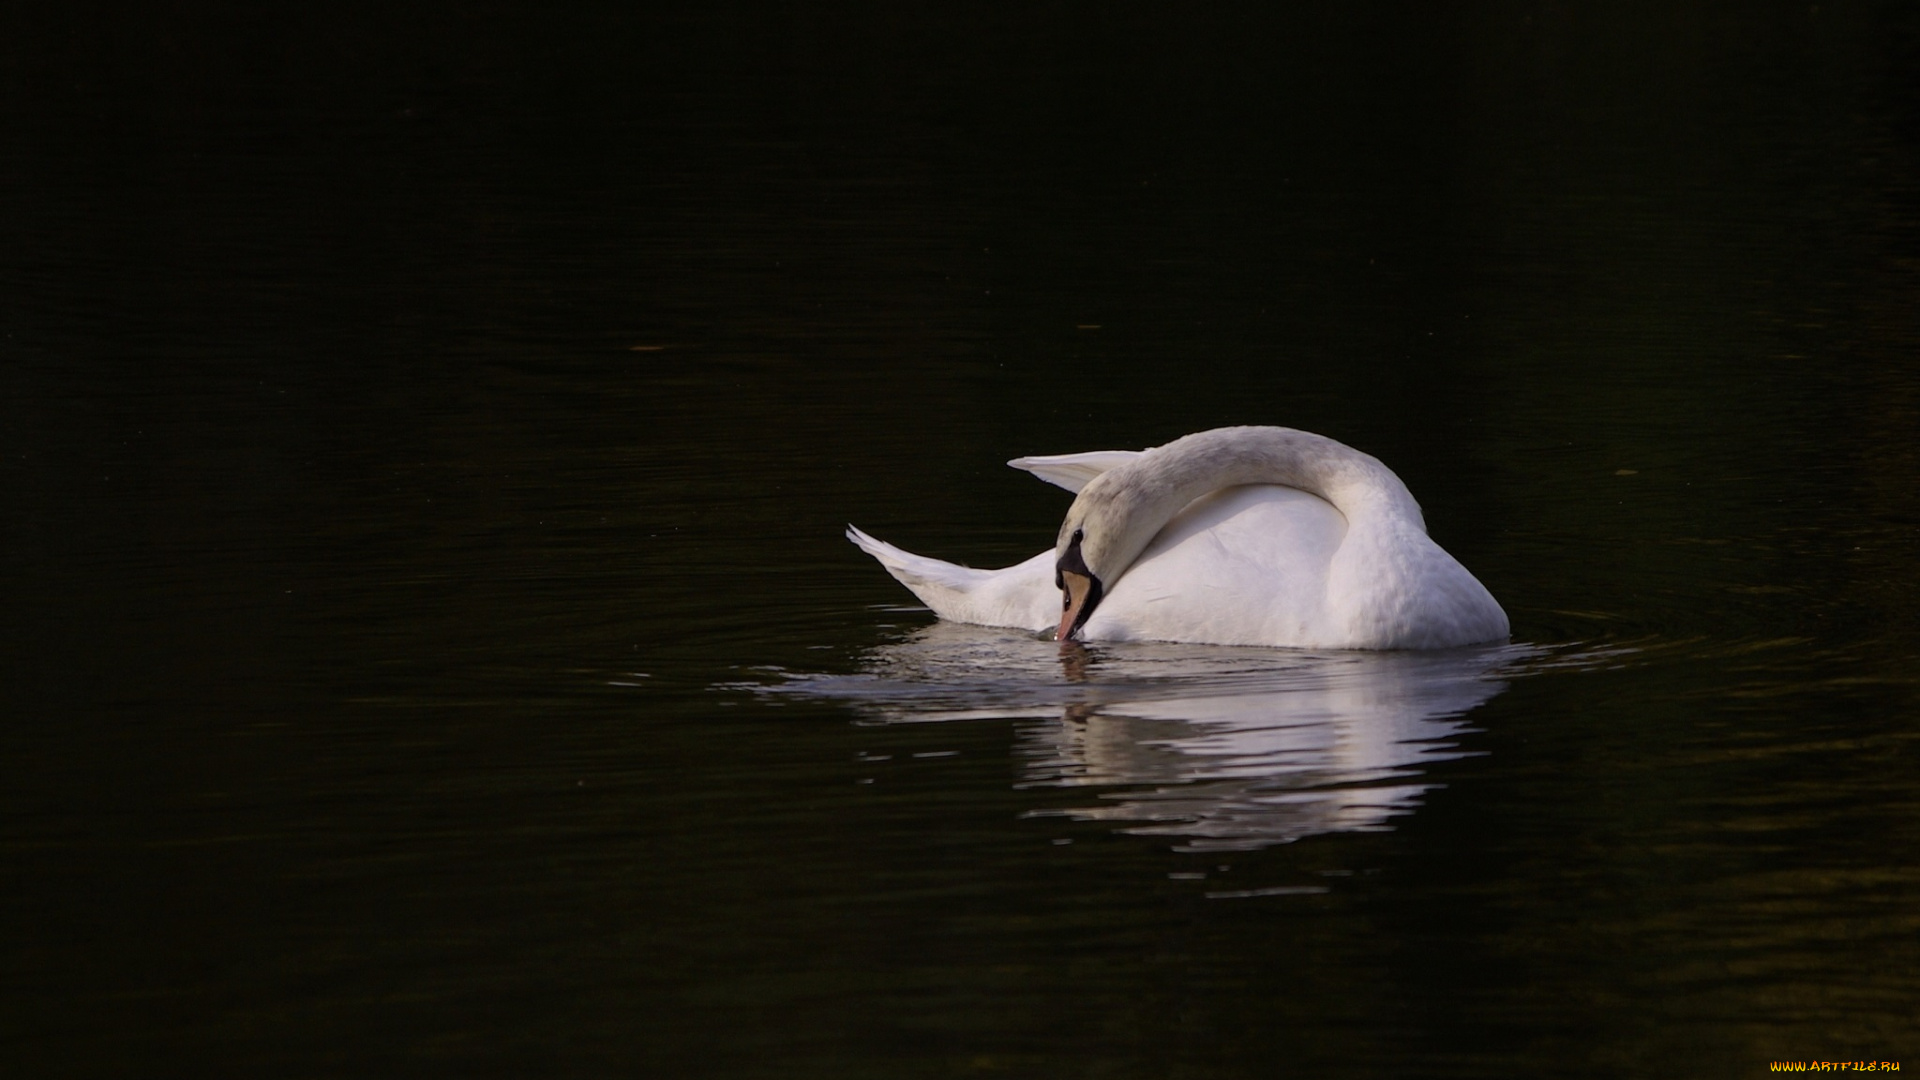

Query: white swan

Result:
[847,425,1509,650]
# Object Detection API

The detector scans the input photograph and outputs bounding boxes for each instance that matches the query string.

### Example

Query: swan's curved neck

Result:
[1059,426,1423,585]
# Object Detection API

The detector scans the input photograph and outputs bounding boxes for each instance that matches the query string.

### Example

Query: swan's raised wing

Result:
[1006,450,1142,493]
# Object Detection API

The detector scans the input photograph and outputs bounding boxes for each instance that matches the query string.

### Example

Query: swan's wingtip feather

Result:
[845,523,888,555]
[1006,450,1144,493]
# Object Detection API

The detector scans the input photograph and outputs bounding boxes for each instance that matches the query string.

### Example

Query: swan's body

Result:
[848,426,1509,650]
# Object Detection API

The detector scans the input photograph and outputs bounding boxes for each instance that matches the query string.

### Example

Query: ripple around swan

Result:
[737,622,1589,851]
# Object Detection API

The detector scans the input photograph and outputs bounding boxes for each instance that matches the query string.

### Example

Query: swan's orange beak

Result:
[1056,569,1097,642]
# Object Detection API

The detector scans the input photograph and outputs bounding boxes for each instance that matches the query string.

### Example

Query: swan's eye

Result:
[1071,528,1084,543]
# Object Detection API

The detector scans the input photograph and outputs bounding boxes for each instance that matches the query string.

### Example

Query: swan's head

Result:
[1052,468,1164,641]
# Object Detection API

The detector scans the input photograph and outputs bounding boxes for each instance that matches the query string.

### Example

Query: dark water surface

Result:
[5,3,1920,1076]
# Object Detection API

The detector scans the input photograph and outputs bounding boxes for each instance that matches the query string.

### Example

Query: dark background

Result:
[4,2,1918,1076]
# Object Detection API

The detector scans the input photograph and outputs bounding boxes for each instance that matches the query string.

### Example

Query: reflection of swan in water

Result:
[754,622,1528,851]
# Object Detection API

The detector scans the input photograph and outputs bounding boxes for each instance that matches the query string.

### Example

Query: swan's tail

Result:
[845,525,1055,631]
[845,525,988,597]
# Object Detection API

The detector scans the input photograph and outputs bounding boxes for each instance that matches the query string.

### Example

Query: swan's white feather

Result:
[845,525,1057,630]
[1005,450,1142,493]
[1079,485,1349,646]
